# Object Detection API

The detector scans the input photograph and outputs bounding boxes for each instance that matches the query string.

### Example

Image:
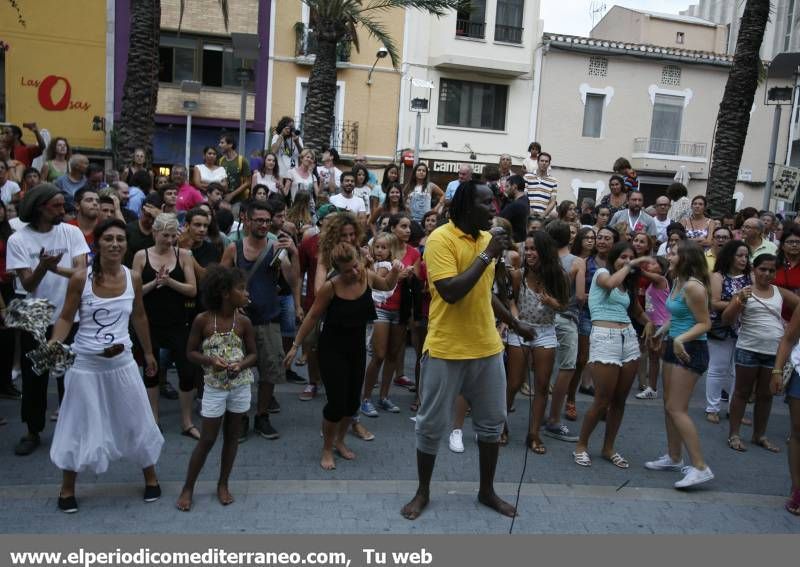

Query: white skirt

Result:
[50,351,164,474]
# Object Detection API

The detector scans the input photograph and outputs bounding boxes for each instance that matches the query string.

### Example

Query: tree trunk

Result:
[706,0,770,216]
[115,0,161,169]
[302,35,339,153]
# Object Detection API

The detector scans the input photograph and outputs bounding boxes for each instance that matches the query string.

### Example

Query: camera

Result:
[293,129,301,136]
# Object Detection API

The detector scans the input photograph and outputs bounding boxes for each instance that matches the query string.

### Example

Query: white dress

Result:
[50,267,164,474]
[252,171,279,194]
[195,164,227,186]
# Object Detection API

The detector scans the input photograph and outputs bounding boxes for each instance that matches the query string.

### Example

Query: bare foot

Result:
[401,490,429,520]
[320,449,336,470]
[217,483,234,506]
[478,490,516,517]
[334,442,356,460]
[176,488,193,512]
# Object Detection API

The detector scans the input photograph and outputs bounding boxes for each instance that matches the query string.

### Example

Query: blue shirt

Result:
[666,282,707,340]
[588,268,631,324]
[445,179,461,201]
[236,240,280,325]
[126,186,147,217]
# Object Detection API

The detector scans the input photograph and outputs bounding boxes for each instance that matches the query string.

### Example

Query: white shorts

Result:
[505,324,557,349]
[201,383,252,418]
[588,325,640,367]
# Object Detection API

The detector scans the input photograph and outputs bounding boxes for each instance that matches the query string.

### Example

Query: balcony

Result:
[494,24,523,44]
[455,19,486,39]
[296,115,359,155]
[631,137,708,175]
[294,23,351,65]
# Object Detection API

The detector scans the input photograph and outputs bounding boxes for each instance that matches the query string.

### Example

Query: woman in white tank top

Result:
[722,253,799,453]
[48,219,163,514]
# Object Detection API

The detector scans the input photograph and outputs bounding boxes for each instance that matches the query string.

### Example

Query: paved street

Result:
[0,349,798,534]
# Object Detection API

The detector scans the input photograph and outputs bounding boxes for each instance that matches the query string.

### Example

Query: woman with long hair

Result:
[122,147,153,185]
[192,146,228,193]
[506,231,569,454]
[284,149,319,206]
[0,201,19,403]
[350,164,373,214]
[131,213,198,437]
[370,163,400,212]
[40,137,71,183]
[593,206,611,233]
[598,176,628,218]
[704,240,751,423]
[646,241,713,488]
[287,190,314,237]
[285,243,401,470]
[404,163,443,223]
[722,253,798,452]
[666,182,691,224]
[774,223,800,320]
[682,195,717,249]
[369,182,406,233]
[49,219,163,513]
[573,241,653,468]
[557,200,578,223]
[571,227,596,259]
[419,210,439,252]
[252,152,280,195]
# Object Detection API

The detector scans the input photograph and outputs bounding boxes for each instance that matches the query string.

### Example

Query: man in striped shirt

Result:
[524,152,557,217]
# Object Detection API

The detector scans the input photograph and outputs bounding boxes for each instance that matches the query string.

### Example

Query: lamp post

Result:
[367,46,389,85]
[409,77,434,166]
[232,33,260,155]
[180,80,202,169]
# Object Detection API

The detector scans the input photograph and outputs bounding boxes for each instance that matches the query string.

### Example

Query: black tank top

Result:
[141,247,188,327]
[322,283,377,331]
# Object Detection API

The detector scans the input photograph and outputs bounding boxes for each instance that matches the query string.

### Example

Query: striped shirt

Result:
[524,173,558,216]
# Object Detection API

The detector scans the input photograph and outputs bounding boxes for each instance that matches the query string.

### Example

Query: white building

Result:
[397,0,543,186]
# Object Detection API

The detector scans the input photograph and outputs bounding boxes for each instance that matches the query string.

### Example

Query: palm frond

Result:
[359,0,465,17]
[353,13,400,68]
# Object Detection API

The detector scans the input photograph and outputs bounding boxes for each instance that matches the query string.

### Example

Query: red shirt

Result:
[382,244,420,311]
[176,183,206,211]
[299,233,319,312]
[67,219,95,247]
[12,143,42,168]
[775,261,800,320]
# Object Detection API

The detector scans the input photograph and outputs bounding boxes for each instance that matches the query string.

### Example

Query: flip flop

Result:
[728,435,747,452]
[604,452,630,469]
[527,434,546,455]
[181,426,201,441]
[753,437,781,453]
[573,450,591,467]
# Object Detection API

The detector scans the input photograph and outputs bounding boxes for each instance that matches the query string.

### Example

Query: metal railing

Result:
[296,115,359,155]
[633,137,708,158]
[494,24,523,43]
[455,19,486,39]
[294,23,351,62]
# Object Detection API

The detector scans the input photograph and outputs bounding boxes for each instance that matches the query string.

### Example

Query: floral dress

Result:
[201,313,253,390]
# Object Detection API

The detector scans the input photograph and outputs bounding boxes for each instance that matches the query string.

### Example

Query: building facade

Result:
[534,32,790,211]
[397,0,542,186]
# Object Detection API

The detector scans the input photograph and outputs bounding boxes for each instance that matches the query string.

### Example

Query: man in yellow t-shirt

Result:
[401,181,533,521]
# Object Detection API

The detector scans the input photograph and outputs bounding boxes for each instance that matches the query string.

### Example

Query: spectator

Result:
[40,137,70,183]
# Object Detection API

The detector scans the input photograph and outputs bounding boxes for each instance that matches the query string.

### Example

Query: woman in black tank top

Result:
[132,214,198,438]
[284,243,401,471]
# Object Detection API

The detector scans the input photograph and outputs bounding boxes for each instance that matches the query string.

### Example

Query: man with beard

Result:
[6,184,89,455]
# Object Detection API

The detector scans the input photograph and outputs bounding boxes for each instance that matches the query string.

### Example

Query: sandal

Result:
[752,437,781,453]
[565,402,577,421]
[409,400,419,412]
[499,424,509,446]
[728,435,747,452]
[181,426,201,441]
[786,488,800,516]
[526,434,546,455]
[573,450,591,467]
[705,412,720,424]
[604,452,629,469]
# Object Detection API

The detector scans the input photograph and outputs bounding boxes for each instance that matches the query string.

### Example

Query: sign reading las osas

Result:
[19,75,92,112]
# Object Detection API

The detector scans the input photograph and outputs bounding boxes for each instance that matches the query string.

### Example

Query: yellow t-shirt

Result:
[423,222,503,360]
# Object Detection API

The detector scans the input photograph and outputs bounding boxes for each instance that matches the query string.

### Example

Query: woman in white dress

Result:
[251,152,280,195]
[192,146,228,193]
[49,218,164,513]
[283,148,319,205]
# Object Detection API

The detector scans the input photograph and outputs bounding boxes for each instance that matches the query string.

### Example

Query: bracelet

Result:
[772,368,784,375]
[292,342,301,349]
[478,251,492,266]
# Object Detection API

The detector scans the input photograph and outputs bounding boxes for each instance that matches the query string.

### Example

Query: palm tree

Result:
[706,0,771,216]
[300,0,464,152]
[115,0,228,169]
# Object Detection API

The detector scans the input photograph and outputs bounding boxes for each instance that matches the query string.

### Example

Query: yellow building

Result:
[1,0,108,150]
[266,2,404,165]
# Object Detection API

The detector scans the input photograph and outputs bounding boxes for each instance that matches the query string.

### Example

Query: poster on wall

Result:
[772,165,800,202]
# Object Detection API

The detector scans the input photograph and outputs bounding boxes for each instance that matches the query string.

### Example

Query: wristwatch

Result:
[478,251,492,265]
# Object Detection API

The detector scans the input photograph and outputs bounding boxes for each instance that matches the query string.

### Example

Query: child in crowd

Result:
[176,266,257,512]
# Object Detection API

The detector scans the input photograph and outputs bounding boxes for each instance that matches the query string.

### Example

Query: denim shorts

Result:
[662,338,709,375]
[588,325,640,366]
[734,348,776,369]
[578,311,592,337]
[787,370,800,400]
[374,307,401,324]
[505,324,557,349]
[279,294,296,337]
[554,315,578,371]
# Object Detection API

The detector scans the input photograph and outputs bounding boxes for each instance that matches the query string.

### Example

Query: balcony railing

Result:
[633,137,708,158]
[294,23,351,63]
[296,115,359,155]
[495,24,523,44]
[455,19,486,39]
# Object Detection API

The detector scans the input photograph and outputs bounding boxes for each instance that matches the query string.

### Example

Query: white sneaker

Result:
[674,465,714,488]
[448,429,464,453]
[644,454,685,471]
[635,387,658,400]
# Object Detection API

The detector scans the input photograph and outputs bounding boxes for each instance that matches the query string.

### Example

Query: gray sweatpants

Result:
[415,353,507,455]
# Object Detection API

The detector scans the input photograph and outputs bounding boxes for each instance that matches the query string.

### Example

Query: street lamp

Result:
[232,33,260,154]
[367,46,389,85]
[180,80,202,168]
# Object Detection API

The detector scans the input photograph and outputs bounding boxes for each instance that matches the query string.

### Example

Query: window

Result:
[786,0,796,51]
[588,56,608,77]
[456,0,486,39]
[661,65,681,86]
[649,94,684,155]
[582,94,604,138]
[676,31,685,44]
[438,79,508,130]
[159,33,253,91]
[495,0,524,44]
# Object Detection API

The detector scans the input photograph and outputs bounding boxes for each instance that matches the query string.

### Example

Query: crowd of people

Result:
[0,120,798,520]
